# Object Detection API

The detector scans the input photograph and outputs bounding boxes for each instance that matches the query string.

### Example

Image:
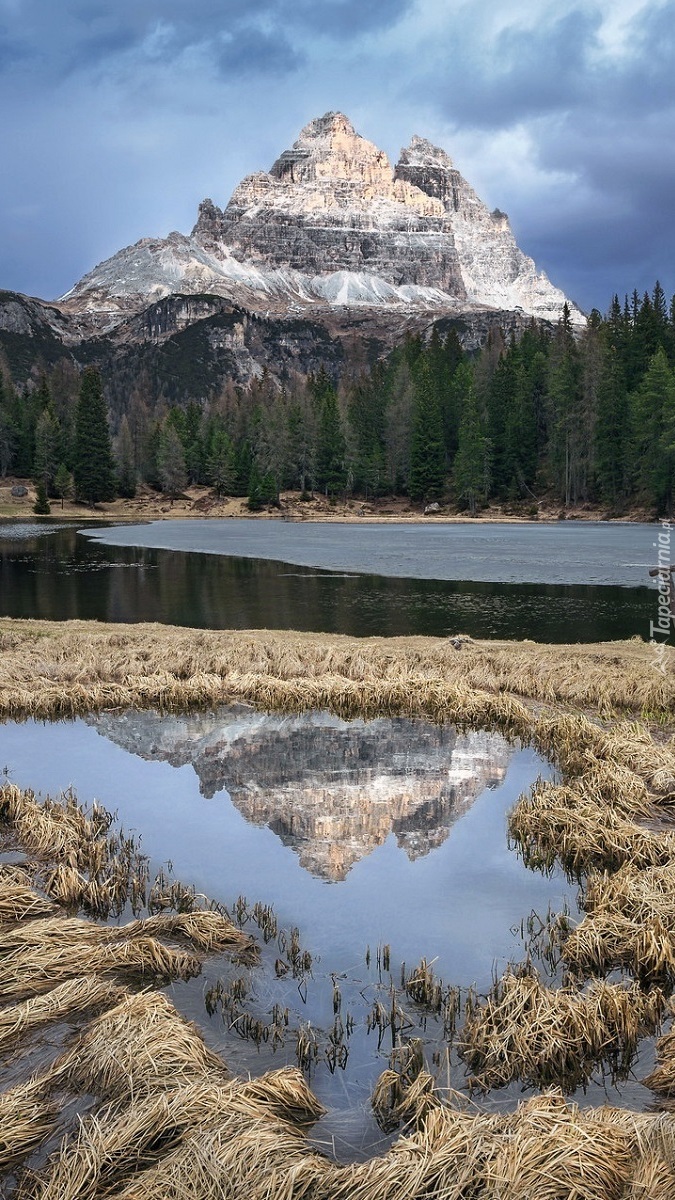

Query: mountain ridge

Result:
[57,112,583,334]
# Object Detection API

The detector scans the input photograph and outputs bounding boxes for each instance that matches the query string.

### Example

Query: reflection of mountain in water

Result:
[90,706,513,880]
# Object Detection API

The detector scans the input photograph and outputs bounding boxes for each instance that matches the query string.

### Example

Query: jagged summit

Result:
[57,111,583,333]
[398,134,454,170]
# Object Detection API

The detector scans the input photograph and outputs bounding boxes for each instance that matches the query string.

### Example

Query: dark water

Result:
[0,707,660,1150]
[0,520,659,641]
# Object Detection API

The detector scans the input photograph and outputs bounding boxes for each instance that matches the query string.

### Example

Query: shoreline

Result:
[0,479,661,526]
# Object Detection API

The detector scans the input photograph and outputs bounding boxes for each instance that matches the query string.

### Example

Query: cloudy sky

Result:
[1,0,674,312]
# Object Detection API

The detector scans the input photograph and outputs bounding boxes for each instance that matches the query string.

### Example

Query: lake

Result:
[0,518,662,641]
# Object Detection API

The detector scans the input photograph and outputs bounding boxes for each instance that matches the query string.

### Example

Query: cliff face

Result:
[1,113,585,391]
[57,112,582,334]
[89,705,513,882]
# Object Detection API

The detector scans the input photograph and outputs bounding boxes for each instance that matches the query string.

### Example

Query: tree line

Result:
[2,282,675,514]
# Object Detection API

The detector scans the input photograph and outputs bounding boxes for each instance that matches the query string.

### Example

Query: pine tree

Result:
[73,368,116,505]
[207,428,236,497]
[115,416,137,498]
[315,386,347,496]
[453,374,491,514]
[632,347,675,511]
[33,404,61,492]
[54,463,74,510]
[33,480,51,515]
[408,360,445,502]
[157,422,188,502]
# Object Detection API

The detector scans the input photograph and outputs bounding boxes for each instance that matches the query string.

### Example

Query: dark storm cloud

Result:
[213,28,304,78]
[2,0,674,310]
[431,8,600,127]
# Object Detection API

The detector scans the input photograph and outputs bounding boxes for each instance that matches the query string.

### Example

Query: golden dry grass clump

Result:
[458,969,664,1091]
[564,913,675,983]
[0,910,256,960]
[33,1087,675,1200]
[0,976,125,1049]
[643,1003,675,1096]
[508,779,675,878]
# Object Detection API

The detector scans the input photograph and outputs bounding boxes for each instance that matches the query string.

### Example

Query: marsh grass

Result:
[0,620,672,721]
[3,621,675,1192]
[458,968,664,1091]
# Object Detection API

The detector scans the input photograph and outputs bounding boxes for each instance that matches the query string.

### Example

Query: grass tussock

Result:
[643,1003,675,1096]
[0,619,672,721]
[24,1073,326,1200]
[458,969,664,1091]
[0,881,56,924]
[0,976,125,1049]
[564,913,675,983]
[0,1075,58,1173]
[508,780,675,878]
[0,910,256,961]
[0,936,201,1003]
[51,991,228,1100]
[585,862,675,925]
[42,1087,675,1200]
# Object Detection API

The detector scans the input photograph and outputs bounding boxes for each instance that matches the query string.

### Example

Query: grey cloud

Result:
[214,28,305,78]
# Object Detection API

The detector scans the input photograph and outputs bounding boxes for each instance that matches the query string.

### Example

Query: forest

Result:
[1,282,675,515]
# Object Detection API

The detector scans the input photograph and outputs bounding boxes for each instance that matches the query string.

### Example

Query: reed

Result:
[459,969,664,1090]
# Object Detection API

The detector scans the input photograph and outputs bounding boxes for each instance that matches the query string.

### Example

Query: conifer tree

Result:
[73,368,116,505]
[157,422,188,502]
[115,416,137,498]
[453,373,491,514]
[409,360,445,502]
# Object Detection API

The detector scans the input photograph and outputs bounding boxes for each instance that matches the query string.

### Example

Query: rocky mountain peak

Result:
[268,109,394,193]
[56,111,584,333]
[398,134,454,170]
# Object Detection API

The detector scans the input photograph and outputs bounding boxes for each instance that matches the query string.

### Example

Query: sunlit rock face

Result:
[59,112,582,333]
[89,706,514,881]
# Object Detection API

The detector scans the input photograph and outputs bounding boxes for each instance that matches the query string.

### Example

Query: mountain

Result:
[1,112,584,395]
[60,112,581,334]
[88,705,513,882]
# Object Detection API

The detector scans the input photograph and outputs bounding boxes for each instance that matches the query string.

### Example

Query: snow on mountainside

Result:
[58,112,583,333]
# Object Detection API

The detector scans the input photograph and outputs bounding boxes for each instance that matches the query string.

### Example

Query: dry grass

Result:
[564,913,675,983]
[50,991,228,1100]
[0,619,672,721]
[0,936,201,1003]
[4,622,675,1191]
[0,1076,58,1173]
[0,976,125,1049]
[458,969,664,1090]
[0,910,256,961]
[508,780,675,878]
[0,881,56,924]
[32,1086,675,1200]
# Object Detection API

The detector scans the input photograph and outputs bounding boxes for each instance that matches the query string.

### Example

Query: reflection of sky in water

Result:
[2,713,659,1136]
[0,714,573,986]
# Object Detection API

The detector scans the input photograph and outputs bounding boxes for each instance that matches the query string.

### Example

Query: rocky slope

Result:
[89,705,513,882]
[59,112,581,337]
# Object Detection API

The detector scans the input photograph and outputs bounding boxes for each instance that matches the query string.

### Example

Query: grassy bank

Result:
[0,619,672,721]
[3,620,675,1195]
